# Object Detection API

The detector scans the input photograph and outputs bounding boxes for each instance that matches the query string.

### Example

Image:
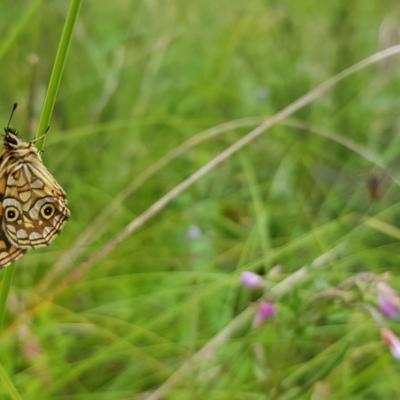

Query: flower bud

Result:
[381,327,400,360]
[252,302,275,328]
[377,282,400,318]
[241,271,264,288]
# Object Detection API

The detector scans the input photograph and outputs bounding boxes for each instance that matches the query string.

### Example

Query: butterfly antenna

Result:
[6,102,18,130]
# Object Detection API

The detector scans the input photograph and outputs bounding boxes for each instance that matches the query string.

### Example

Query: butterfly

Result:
[366,172,387,203]
[0,103,69,268]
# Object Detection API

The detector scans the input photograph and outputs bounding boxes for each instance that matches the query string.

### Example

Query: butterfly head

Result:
[3,127,22,150]
[3,103,22,151]
[2,127,40,162]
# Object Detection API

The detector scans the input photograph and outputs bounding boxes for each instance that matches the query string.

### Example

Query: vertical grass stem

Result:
[0,0,82,336]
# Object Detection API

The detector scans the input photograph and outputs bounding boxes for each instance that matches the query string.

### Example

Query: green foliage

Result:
[0,0,400,398]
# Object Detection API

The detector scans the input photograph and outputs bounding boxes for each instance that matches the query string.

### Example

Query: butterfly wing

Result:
[0,228,27,268]
[1,160,69,249]
[0,174,27,268]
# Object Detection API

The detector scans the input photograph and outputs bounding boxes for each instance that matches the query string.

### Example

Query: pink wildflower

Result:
[252,302,275,328]
[379,298,398,318]
[381,328,400,360]
[377,282,400,318]
[241,271,264,288]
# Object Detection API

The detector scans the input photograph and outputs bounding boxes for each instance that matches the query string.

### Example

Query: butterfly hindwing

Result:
[1,161,69,248]
[0,234,27,268]
[0,188,27,268]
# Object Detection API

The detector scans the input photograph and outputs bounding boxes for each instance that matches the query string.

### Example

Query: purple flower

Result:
[241,272,264,288]
[252,302,275,328]
[259,302,275,319]
[185,225,202,240]
[379,297,399,318]
[377,282,400,318]
[381,328,400,360]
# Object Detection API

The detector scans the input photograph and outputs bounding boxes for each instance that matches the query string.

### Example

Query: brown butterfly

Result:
[366,173,385,202]
[0,104,69,268]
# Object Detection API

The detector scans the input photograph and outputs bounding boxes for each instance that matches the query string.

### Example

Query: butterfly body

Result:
[0,127,69,268]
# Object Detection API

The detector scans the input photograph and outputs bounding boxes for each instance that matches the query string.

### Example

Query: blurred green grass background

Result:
[1,0,400,398]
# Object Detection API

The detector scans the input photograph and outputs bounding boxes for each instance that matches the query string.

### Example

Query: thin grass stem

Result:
[35,0,82,149]
[0,0,42,62]
[144,243,344,400]
[37,117,264,292]
[0,0,82,333]
[0,265,15,332]
[0,361,22,400]
[57,45,400,289]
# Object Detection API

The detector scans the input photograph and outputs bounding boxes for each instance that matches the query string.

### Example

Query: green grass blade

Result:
[35,0,83,150]
[0,264,15,332]
[0,0,43,62]
[0,360,22,400]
